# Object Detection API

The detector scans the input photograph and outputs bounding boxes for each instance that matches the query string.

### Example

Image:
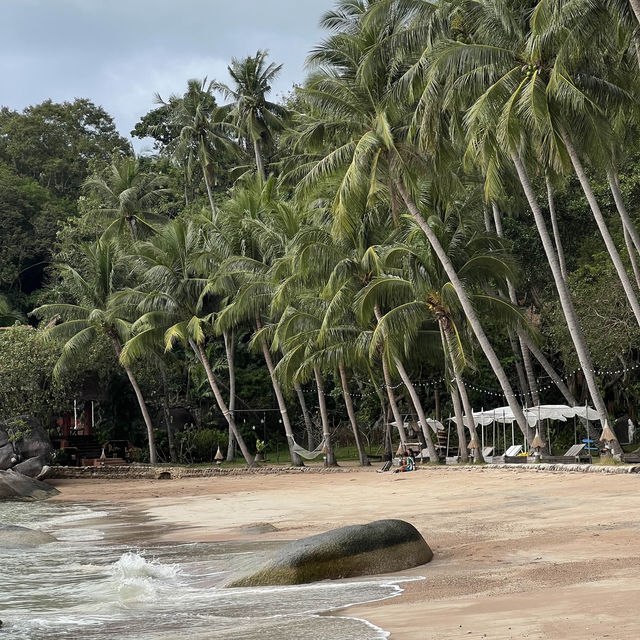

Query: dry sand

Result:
[49,467,640,639]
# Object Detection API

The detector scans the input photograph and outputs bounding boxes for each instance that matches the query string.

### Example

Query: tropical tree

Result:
[83,156,169,241]
[159,79,238,216]
[118,219,255,467]
[214,51,288,181]
[32,239,158,463]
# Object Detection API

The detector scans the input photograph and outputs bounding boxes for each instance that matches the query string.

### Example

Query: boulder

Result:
[13,456,46,478]
[227,519,433,587]
[0,416,53,461]
[0,443,16,470]
[0,469,59,501]
[0,524,57,547]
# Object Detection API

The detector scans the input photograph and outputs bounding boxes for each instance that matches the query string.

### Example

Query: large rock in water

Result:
[0,524,57,547]
[0,469,59,501]
[227,519,433,587]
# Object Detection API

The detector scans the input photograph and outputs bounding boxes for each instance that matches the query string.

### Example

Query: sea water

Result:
[0,502,410,639]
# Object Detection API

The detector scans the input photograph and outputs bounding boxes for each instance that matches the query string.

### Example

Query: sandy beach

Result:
[48,467,640,639]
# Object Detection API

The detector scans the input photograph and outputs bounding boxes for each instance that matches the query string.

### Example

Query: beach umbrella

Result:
[467,437,480,462]
[599,421,617,457]
[531,430,545,462]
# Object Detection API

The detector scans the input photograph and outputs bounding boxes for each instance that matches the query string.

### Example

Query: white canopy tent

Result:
[449,404,601,427]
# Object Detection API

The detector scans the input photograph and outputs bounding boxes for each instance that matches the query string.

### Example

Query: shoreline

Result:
[48,467,640,639]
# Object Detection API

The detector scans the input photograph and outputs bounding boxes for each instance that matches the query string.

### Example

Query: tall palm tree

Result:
[159,79,238,216]
[83,157,169,241]
[288,1,532,437]
[213,51,288,181]
[118,219,255,467]
[32,239,158,463]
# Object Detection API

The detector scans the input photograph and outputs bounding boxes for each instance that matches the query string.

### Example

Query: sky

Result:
[1,0,334,152]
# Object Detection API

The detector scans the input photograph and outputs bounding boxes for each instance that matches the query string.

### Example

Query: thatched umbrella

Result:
[599,421,617,457]
[531,430,545,461]
[468,438,480,462]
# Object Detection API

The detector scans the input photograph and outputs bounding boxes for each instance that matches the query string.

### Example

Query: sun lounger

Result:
[377,460,392,473]
[482,446,494,462]
[621,453,640,463]
[493,444,524,463]
[540,443,588,464]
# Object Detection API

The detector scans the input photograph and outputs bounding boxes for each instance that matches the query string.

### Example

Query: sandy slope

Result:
[49,467,640,639]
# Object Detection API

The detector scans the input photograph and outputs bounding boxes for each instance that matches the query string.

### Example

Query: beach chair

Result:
[482,446,494,462]
[493,444,524,463]
[376,460,392,473]
[540,443,588,464]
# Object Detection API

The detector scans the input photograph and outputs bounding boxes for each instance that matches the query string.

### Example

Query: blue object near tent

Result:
[582,438,598,451]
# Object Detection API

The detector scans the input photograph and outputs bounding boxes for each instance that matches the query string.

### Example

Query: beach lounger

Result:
[377,460,392,473]
[493,444,524,464]
[482,446,494,462]
[540,443,588,464]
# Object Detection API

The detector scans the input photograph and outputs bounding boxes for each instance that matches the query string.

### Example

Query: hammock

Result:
[291,438,327,460]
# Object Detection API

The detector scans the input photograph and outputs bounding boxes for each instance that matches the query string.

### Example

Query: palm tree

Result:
[32,239,158,463]
[83,157,169,241]
[213,51,288,181]
[118,219,255,467]
[159,79,238,216]
[415,0,617,447]
[288,1,532,437]
[0,294,25,327]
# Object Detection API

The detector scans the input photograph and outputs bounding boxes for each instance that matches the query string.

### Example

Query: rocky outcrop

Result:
[227,519,433,587]
[0,524,57,547]
[0,469,59,501]
[0,416,53,478]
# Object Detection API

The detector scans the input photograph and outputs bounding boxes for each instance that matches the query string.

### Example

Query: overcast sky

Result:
[1,0,334,152]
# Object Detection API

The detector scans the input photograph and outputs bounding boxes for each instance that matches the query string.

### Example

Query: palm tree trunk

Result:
[510,152,619,452]
[126,218,138,243]
[396,179,531,439]
[439,321,486,462]
[159,364,177,463]
[623,226,640,291]
[223,330,236,462]
[313,366,336,466]
[561,131,640,328]
[608,170,640,285]
[253,138,266,182]
[194,342,255,466]
[202,167,218,218]
[518,332,576,405]
[394,360,439,462]
[545,177,569,281]
[492,203,537,404]
[628,0,640,26]
[338,362,370,466]
[381,357,409,447]
[109,335,157,464]
[450,385,469,462]
[483,206,493,232]
[294,383,315,450]
[183,166,189,206]
[258,334,304,466]
[372,304,439,461]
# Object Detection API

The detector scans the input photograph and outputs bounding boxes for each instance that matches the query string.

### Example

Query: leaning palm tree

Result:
[118,219,256,467]
[286,1,532,436]
[32,239,158,463]
[213,51,289,181]
[83,157,169,241]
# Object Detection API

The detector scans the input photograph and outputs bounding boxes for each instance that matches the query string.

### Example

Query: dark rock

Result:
[0,524,57,547]
[0,416,53,462]
[0,469,60,501]
[0,443,16,470]
[227,519,433,587]
[13,456,46,478]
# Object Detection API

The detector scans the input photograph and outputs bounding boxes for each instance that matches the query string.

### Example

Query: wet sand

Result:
[49,467,640,639]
